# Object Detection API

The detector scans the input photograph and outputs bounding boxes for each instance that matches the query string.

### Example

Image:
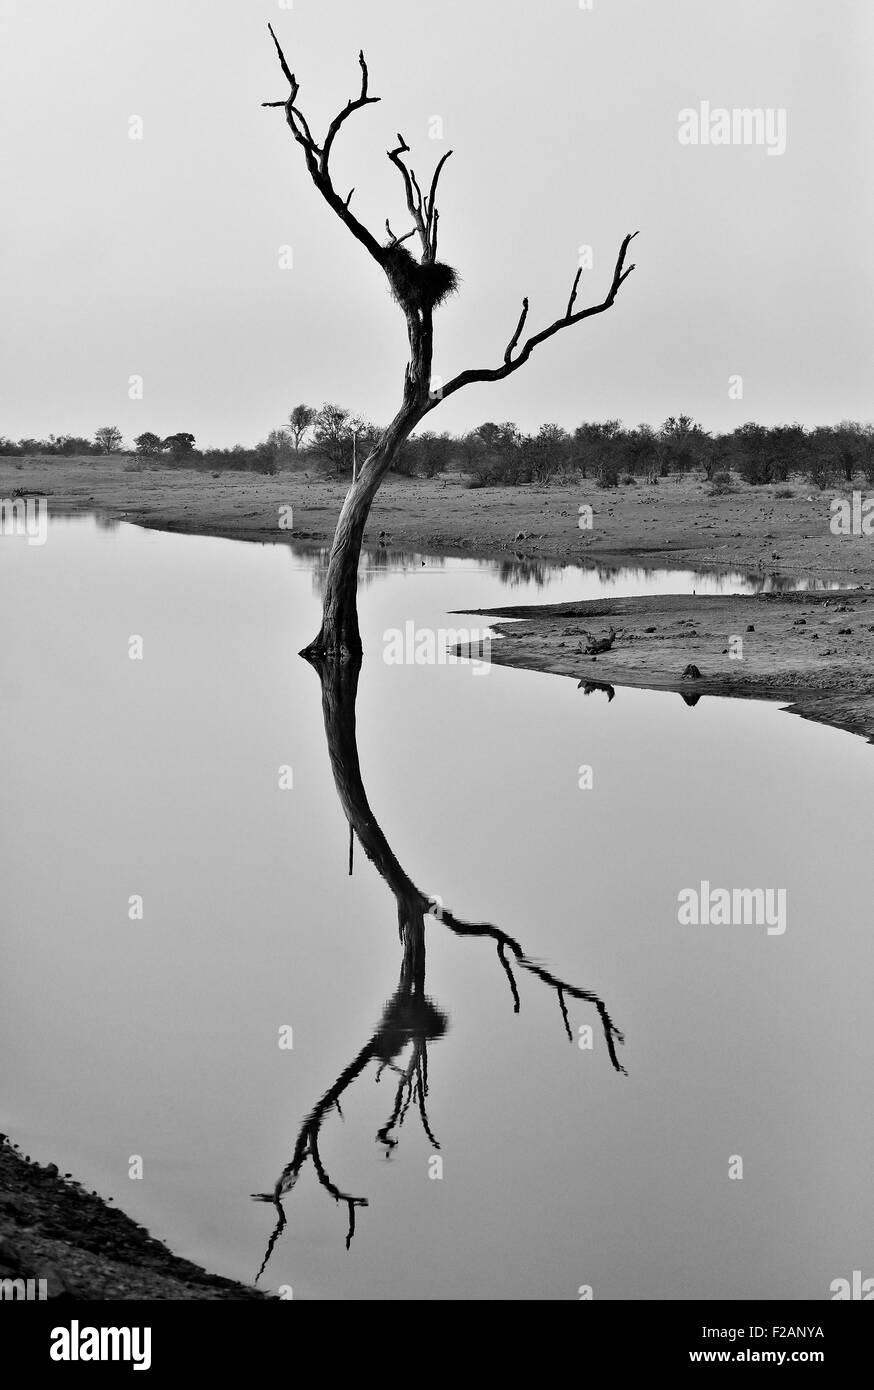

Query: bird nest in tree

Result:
[383,243,459,312]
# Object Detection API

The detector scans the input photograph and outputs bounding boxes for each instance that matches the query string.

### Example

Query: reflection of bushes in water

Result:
[299,546,446,596]
[496,558,563,589]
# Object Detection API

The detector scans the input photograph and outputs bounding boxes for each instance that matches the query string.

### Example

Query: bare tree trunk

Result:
[301,378,430,663]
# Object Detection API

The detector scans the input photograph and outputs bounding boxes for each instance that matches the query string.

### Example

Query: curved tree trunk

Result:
[301,366,431,663]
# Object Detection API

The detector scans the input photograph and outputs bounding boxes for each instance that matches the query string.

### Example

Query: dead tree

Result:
[264,27,638,660]
[580,625,619,655]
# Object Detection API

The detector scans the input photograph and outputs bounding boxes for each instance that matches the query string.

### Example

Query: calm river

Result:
[1,517,871,1299]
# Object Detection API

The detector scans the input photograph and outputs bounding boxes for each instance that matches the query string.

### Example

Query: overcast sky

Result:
[1,0,872,446]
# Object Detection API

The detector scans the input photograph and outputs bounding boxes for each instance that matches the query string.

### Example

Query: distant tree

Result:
[266,427,294,466]
[94,425,123,454]
[853,423,874,485]
[162,432,196,463]
[832,421,865,484]
[574,420,622,483]
[626,424,659,481]
[253,439,279,475]
[524,423,569,484]
[806,426,838,490]
[659,415,708,476]
[765,423,807,482]
[463,422,523,485]
[288,404,316,452]
[474,422,504,452]
[703,432,732,482]
[412,429,454,478]
[313,403,359,476]
[52,434,97,456]
[134,431,163,459]
[732,422,771,484]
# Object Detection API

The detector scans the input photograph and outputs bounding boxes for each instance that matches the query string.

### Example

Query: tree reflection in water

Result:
[253,647,626,1279]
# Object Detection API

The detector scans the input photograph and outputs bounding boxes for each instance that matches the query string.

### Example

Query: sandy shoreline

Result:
[8,455,874,744]
[4,457,873,585]
[460,589,874,744]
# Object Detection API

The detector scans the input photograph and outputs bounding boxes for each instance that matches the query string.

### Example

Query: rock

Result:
[35,1260,74,1299]
[682,664,702,679]
[0,1192,28,1220]
[0,1235,22,1271]
[747,624,755,632]
[793,618,806,625]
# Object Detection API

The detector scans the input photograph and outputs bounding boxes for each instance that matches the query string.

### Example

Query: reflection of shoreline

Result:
[9,457,867,596]
[293,541,850,600]
[253,650,626,1280]
[463,589,874,745]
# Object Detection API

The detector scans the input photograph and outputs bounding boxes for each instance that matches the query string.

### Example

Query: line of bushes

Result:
[3,411,873,490]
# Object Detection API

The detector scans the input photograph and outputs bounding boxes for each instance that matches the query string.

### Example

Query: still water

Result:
[2,518,872,1300]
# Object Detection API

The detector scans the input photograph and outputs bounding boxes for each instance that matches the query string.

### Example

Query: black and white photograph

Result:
[1,0,872,1358]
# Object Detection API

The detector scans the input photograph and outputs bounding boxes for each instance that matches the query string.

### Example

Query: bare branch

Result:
[264,27,385,265]
[424,150,453,257]
[425,150,453,224]
[388,133,428,253]
[496,941,521,1011]
[435,230,640,406]
[504,297,530,365]
[320,49,381,177]
[385,219,416,247]
[267,21,294,88]
[566,266,583,318]
[437,904,627,1075]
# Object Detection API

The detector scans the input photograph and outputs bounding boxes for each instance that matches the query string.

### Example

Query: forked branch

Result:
[437,904,628,1075]
[434,231,639,407]
[264,27,454,279]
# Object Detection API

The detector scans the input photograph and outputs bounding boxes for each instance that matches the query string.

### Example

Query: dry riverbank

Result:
[4,456,874,586]
[462,589,874,743]
[0,1136,265,1300]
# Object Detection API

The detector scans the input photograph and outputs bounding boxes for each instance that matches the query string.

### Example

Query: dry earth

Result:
[461,589,874,743]
[0,1136,265,1300]
[3,456,873,584]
